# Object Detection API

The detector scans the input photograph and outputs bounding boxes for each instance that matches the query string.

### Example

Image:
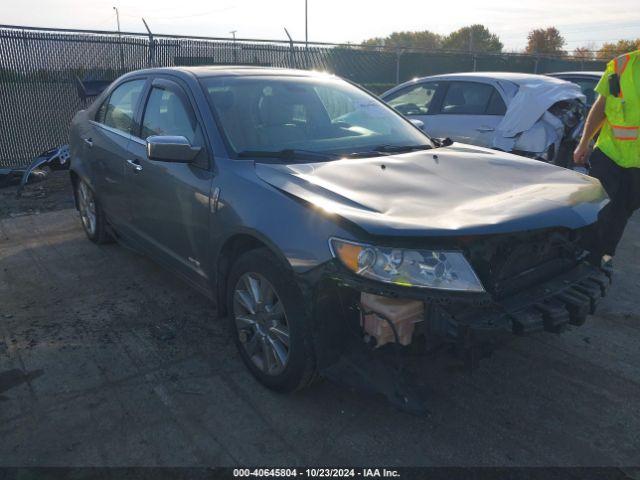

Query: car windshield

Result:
[201,75,431,160]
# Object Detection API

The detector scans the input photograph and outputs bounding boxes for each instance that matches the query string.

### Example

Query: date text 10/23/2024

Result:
[233,469,401,478]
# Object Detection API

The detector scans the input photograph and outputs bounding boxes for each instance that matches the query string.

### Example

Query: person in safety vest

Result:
[574,50,640,267]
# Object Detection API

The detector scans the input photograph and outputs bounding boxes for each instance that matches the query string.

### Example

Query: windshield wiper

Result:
[372,144,433,153]
[236,149,338,161]
[341,144,433,159]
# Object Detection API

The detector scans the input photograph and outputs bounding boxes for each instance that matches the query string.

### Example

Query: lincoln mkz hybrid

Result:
[69,67,610,409]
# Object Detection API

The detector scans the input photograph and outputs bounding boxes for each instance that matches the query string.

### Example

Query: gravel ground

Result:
[0,182,639,467]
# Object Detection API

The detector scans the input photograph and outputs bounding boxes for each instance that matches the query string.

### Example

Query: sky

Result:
[2,0,640,51]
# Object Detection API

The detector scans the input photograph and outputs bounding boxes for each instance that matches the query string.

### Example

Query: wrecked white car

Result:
[382,72,586,167]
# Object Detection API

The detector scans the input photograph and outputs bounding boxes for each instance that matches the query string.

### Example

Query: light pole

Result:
[305,0,308,47]
[304,0,308,67]
[113,6,124,72]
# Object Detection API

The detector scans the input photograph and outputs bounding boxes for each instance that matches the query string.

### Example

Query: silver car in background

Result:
[382,72,586,167]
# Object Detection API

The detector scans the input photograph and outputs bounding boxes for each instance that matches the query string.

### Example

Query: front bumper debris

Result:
[16,145,70,198]
[304,260,611,415]
[500,263,610,335]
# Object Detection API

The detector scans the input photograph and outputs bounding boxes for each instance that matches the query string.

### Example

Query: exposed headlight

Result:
[329,238,485,292]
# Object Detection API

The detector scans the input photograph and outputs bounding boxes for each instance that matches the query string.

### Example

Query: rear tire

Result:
[226,248,316,392]
[76,179,112,244]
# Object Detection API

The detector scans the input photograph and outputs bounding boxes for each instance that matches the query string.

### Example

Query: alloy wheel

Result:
[233,272,290,376]
[78,181,97,236]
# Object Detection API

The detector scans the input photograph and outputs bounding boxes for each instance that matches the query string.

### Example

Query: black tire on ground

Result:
[226,247,316,393]
[76,179,112,244]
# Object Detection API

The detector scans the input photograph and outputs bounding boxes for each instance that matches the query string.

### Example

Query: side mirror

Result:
[146,135,201,163]
[409,118,425,130]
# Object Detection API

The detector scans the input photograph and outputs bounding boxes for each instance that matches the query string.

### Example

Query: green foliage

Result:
[361,25,502,53]
[442,25,503,53]
[361,30,442,51]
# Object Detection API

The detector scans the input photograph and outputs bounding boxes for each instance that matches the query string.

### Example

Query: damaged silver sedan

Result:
[69,67,610,413]
[382,72,586,167]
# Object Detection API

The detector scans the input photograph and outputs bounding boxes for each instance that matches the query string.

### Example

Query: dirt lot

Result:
[0,169,75,219]
[1,176,640,467]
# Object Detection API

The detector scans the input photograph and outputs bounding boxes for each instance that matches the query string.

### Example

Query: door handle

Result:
[126,159,143,172]
[83,137,93,147]
[476,126,495,132]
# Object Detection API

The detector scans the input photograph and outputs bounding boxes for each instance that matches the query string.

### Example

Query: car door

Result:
[427,81,506,147]
[384,82,441,135]
[126,77,214,286]
[87,78,147,231]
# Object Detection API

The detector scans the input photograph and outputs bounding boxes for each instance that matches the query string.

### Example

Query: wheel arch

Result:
[69,166,96,210]
[215,229,293,317]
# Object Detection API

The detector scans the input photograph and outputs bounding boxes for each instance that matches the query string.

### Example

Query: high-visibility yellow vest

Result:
[596,50,640,168]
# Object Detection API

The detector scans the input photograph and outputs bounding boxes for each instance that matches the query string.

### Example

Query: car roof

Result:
[122,66,331,79]
[411,71,570,85]
[381,71,573,99]
[547,71,603,78]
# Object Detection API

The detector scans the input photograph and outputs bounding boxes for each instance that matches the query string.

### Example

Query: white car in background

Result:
[381,72,587,167]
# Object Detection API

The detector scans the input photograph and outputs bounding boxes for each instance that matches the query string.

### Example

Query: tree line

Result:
[362,25,639,60]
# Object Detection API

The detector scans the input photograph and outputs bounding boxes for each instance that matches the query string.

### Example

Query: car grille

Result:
[465,229,584,299]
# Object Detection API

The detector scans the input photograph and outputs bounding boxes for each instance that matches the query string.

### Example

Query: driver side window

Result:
[386,82,439,116]
[141,86,207,167]
[142,88,200,144]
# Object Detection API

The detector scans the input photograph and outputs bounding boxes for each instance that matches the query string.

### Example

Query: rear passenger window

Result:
[440,82,495,115]
[485,90,507,115]
[101,80,146,134]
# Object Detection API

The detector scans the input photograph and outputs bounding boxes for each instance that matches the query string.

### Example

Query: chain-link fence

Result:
[0,24,606,168]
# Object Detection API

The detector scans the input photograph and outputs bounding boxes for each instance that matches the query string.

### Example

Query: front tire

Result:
[76,179,111,244]
[226,248,316,392]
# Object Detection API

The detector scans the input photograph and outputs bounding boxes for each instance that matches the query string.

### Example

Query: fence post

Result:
[395,48,402,84]
[142,18,155,67]
[284,28,295,68]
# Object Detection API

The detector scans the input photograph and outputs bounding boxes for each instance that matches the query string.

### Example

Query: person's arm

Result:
[573,95,606,165]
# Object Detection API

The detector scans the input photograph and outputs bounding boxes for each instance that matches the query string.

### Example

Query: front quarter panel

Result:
[211,159,357,275]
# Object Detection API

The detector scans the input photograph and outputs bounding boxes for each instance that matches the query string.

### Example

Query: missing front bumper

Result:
[302,261,611,415]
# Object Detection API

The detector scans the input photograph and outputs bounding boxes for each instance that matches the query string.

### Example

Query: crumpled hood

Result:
[255,144,608,237]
